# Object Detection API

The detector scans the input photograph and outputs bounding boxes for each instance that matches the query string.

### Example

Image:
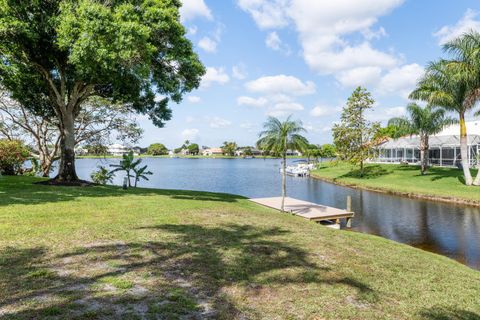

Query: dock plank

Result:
[249,197,354,222]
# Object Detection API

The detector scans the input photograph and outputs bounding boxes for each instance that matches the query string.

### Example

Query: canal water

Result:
[68,157,480,270]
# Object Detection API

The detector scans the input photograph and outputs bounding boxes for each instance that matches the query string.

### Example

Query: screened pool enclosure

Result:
[372,121,480,168]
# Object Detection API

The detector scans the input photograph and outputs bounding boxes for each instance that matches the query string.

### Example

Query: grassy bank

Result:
[0,176,479,319]
[311,162,480,205]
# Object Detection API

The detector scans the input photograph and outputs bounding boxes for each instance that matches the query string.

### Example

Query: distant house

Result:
[180,148,190,156]
[132,146,147,155]
[235,148,262,157]
[202,148,223,156]
[108,144,130,156]
[74,147,88,156]
[286,149,303,156]
[373,120,480,167]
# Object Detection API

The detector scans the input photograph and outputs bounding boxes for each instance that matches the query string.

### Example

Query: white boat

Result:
[279,160,316,177]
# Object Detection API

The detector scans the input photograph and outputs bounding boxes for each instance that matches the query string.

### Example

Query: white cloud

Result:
[377,63,424,98]
[201,67,230,88]
[336,66,382,88]
[208,116,232,128]
[265,31,281,50]
[238,0,407,92]
[198,37,217,53]
[181,128,200,141]
[245,75,316,96]
[232,64,248,80]
[310,105,340,117]
[188,26,198,35]
[180,0,213,21]
[237,96,268,108]
[265,31,290,54]
[237,0,289,29]
[187,96,201,103]
[434,9,480,45]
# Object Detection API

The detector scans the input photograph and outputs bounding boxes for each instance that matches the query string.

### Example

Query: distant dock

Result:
[250,196,354,227]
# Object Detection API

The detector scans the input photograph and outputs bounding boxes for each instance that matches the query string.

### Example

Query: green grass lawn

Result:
[0,176,479,319]
[311,162,480,204]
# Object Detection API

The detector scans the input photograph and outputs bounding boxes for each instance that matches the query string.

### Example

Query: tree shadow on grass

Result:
[339,165,392,180]
[0,176,244,207]
[0,224,378,319]
[419,307,480,319]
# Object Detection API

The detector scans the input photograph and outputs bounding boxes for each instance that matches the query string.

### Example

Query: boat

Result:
[279,160,316,177]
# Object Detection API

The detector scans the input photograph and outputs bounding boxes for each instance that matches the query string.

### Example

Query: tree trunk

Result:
[55,113,79,182]
[459,114,473,186]
[360,160,364,177]
[474,156,480,186]
[281,154,286,212]
[420,135,428,175]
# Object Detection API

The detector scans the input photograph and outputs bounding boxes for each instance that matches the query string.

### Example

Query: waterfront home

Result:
[107,143,131,156]
[373,120,480,167]
[235,148,263,157]
[286,149,303,156]
[202,148,224,156]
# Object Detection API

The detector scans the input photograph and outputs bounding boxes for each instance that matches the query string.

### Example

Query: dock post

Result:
[346,196,352,228]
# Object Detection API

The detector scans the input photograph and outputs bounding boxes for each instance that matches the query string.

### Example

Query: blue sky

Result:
[138,0,480,149]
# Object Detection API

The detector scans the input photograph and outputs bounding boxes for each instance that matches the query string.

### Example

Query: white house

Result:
[373,120,480,167]
[107,143,130,156]
[202,148,223,156]
[286,149,303,156]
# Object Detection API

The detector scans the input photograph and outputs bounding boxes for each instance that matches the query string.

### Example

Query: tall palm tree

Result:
[257,116,308,211]
[410,60,475,185]
[389,103,455,175]
[443,31,480,185]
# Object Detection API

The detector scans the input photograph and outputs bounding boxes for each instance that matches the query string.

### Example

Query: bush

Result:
[147,143,168,156]
[0,139,30,175]
[90,166,115,184]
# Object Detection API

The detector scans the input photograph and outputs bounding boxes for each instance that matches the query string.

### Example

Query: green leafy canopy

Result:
[0,0,205,126]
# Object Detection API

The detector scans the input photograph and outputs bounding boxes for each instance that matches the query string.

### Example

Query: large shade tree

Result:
[388,103,454,175]
[0,0,205,183]
[257,116,308,211]
[0,91,143,176]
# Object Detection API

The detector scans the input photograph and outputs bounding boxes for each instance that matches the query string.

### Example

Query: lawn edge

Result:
[310,172,480,208]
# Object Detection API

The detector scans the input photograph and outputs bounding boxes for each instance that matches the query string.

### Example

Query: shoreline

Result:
[310,172,480,208]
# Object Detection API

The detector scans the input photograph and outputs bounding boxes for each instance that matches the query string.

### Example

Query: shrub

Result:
[0,139,30,175]
[90,166,115,184]
[147,143,168,155]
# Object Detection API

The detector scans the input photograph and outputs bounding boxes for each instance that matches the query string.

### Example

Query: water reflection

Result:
[64,158,480,270]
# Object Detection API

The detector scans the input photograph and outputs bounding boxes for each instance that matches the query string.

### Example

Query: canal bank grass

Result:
[312,162,480,205]
[1,176,479,319]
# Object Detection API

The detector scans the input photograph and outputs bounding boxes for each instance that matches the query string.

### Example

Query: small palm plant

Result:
[133,165,153,187]
[110,151,151,187]
[389,103,455,175]
[91,166,115,185]
[257,116,308,211]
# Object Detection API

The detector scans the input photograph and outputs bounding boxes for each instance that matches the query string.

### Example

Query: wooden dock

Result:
[249,197,354,225]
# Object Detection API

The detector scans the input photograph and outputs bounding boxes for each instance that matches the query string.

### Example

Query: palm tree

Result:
[410,60,475,185]
[443,31,480,185]
[257,116,308,211]
[388,103,454,175]
[133,165,153,187]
